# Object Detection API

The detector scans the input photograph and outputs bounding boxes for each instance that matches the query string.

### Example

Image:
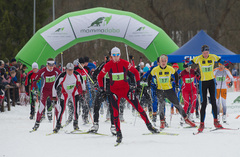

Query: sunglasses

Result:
[112,53,120,57]
[47,63,54,66]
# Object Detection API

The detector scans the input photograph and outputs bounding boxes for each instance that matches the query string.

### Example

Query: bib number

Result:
[112,73,124,81]
[202,66,212,73]
[185,78,194,83]
[46,76,55,83]
[67,84,76,90]
[159,77,169,83]
[216,76,225,82]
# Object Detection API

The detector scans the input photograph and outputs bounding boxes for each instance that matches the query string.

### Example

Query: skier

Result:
[148,54,195,129]
[214,63,234,123]
[32,58,62,131]
[75,57,90,124]
[143,59,159,124]
[185,45,227,132]
[171,63,182,114]
[52,63,86,133]
[89,52,116,135]
[25,62,40,120]
[97,47,159,144]
[179,62,199,122]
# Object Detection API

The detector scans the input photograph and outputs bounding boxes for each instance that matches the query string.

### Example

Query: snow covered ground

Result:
[1,92,240,157]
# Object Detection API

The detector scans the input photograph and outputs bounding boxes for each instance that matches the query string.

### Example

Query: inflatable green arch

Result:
[16,7,178,68]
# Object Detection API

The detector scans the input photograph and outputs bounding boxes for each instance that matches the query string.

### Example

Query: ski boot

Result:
[185,117,196,127]
[53,123,61,133]
[32,121,40,131]
[82,116,89,124]
[146,123,159,133]
[40,113,45,122]
[47,111,52,121]
[100,106,104,115]
[217,114,220,123]
[116,131,122,143]
[149,111,153,120]
[160,120,165,130]
[110,124,117,136]
[119,114,125,122]
[214,119,223,128]
[73,120,79,130]
[29,114,34,120]
[222,115,227,123]
[196,110,199,118]
[180,117,184,126]
[188,113,194,122]
[198,122,204,132]
[89,122,99,133]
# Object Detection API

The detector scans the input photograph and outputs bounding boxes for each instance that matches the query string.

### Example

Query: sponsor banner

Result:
[124,18,159,49]
[41,19,76,50]
[69,12,130,38]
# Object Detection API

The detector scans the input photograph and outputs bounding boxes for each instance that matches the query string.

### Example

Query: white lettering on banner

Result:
[69,12,130,38]
[184,56,197,60]
[41,19,76,50]
[124,18,159,49]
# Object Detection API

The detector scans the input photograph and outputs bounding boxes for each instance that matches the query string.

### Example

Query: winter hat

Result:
[0,60,4,66]
[11,58,16,63]
[140,62,144,66]
[143,66,149,73]
[84,56,89,63]
[172,63,179,69]
[145,63,150,68]
[79,58,85,64]
[66,63,74,70]
[32,62,38,69]
[73,59,78,66]
[111,47,121,56]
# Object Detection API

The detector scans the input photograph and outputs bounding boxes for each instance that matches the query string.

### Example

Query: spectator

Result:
[3,58,10,75]
[232,64,239,77]
[145,63,151,68]
[0,68,7,107]
[0,60,4,69]
[10,58,17,67]
[84,56,96,74]
[137,62,145,77]
[73,59,79,70]
[129,55,135,67]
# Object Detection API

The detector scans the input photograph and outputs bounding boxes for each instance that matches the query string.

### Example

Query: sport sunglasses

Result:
[112,53,120,57]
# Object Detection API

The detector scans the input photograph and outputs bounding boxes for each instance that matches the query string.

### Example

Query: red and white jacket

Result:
[52,71,86,99]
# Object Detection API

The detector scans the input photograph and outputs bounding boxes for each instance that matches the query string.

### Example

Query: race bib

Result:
[46,75,55,83]
[112,72,124,81]
[159,77,169,83]
[67,84,76,90]
[216,76,226,82]
[185,78,194,83]
[202,66,212,73]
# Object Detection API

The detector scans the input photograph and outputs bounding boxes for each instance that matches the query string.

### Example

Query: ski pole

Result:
[134,85,144,126]
[78,63,95,84]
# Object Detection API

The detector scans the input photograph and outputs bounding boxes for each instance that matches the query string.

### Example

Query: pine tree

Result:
[0,0,51,59]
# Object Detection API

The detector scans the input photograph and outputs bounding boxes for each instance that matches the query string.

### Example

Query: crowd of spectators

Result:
[0,58,28,110]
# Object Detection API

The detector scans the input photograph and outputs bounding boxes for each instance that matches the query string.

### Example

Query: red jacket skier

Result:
[179,66,198,121]
[32,58,61,131]
[97,47,158,144]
